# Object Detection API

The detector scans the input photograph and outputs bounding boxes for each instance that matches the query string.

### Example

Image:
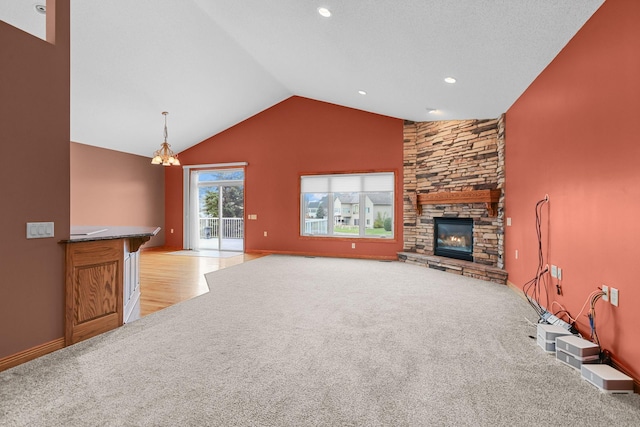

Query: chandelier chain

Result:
[163,111,168,142]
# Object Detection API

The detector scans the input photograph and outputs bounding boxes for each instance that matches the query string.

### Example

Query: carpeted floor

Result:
[1,255,639,426]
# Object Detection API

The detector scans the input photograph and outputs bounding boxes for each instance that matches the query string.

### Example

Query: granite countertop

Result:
[61,226,161,243]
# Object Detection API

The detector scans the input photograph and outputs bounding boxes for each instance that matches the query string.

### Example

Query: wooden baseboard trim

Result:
[507,280,527,301]
[245,249,397,261]
[0,338,65,372]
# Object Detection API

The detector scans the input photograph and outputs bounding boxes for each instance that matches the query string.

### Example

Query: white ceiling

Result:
[2,0,605,157]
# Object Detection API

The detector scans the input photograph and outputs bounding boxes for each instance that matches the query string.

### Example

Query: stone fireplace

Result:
[398,117,507,284]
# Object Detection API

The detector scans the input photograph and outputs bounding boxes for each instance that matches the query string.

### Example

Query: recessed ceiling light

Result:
[444,77,457,84]
[318,7,332,18]
[358,90,367,95]
[34,4,46,15]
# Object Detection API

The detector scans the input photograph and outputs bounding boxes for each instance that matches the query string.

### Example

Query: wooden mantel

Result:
[417,189,501,216]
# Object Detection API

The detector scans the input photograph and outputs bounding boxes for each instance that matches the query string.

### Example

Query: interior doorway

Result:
[188,169,245,252]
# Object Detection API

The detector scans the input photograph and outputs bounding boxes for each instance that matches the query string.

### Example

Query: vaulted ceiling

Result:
[2,0,605,157]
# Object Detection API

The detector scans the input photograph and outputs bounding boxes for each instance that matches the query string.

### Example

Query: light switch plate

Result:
[27,222,54,239]
[610,288,619,307]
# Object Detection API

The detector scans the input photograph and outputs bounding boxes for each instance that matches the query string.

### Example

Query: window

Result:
[301,172,394,238]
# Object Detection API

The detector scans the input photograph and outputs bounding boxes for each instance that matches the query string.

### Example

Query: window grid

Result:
[301,173,394,239]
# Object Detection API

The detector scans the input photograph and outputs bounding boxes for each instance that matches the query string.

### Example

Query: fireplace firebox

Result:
[434,217,473,261]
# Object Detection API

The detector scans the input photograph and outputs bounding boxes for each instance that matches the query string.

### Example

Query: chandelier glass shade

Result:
[151,112,180,166]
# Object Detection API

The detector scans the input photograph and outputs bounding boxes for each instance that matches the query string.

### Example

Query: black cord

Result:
[553,309,574,325]
[523,198,549,321]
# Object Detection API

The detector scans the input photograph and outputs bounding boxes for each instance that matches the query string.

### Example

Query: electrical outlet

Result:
[264,231,268,237]
[351,243,356,249]
[610,288,619,307]
[506,217,512,226]
[602,285,608,302]
[550,265,558,278]
[515,249,518,259]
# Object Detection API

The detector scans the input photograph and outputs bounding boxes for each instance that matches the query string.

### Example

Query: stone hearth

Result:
[398,252,508,285]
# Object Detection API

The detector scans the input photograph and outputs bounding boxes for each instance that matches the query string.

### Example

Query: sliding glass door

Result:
[189,169,244,252]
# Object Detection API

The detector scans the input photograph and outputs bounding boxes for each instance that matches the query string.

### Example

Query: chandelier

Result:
[151,112,180,166]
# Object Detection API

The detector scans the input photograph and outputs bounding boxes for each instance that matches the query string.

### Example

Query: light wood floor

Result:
[139,248,265,317]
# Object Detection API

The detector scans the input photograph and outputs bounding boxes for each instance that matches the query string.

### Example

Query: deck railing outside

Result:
[200,218,244,239]
[304,218,328,235]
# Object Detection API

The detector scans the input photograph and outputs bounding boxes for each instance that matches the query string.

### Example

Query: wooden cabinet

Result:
[64,239,123,346]
[63,226,159,346]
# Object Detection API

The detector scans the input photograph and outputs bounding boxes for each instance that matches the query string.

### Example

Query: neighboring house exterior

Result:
[368,193,393,227]
[307,200,320,218]
[334,193,392,228]
[334,193,358,225]
[306,198,329,219]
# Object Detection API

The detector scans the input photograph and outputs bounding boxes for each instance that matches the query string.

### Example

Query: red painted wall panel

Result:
[0,0,71,359]
[165,96,404,258]
[505,0,640,378]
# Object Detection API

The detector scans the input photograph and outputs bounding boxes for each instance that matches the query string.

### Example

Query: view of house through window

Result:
[301,173,394,238]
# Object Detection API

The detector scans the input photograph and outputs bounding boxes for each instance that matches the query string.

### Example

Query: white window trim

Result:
[300,172,394,239]
[182,162,248,249]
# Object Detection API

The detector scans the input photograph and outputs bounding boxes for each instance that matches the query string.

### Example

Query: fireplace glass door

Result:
[434,217,473,261]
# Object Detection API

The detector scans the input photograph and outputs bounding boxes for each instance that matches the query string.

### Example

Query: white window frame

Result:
[300,172,394,239]
[182,162,248,249]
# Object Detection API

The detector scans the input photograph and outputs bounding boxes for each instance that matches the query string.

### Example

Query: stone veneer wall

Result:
[403,117,505,269]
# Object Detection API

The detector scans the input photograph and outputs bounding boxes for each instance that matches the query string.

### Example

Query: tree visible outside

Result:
[316,204,325,219]
[203,187,244,218]
[374,212,389,229]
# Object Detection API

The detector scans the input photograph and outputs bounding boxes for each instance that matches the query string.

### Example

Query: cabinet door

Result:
[65,240,123,345]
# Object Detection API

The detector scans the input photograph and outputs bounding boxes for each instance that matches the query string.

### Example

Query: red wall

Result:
[70,142,165,247]
[505,0,640,379]
[165,96,404,258]
[0,0,70,359]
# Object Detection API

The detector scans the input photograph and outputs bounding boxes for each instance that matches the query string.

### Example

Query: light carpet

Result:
[1,255,639,426]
